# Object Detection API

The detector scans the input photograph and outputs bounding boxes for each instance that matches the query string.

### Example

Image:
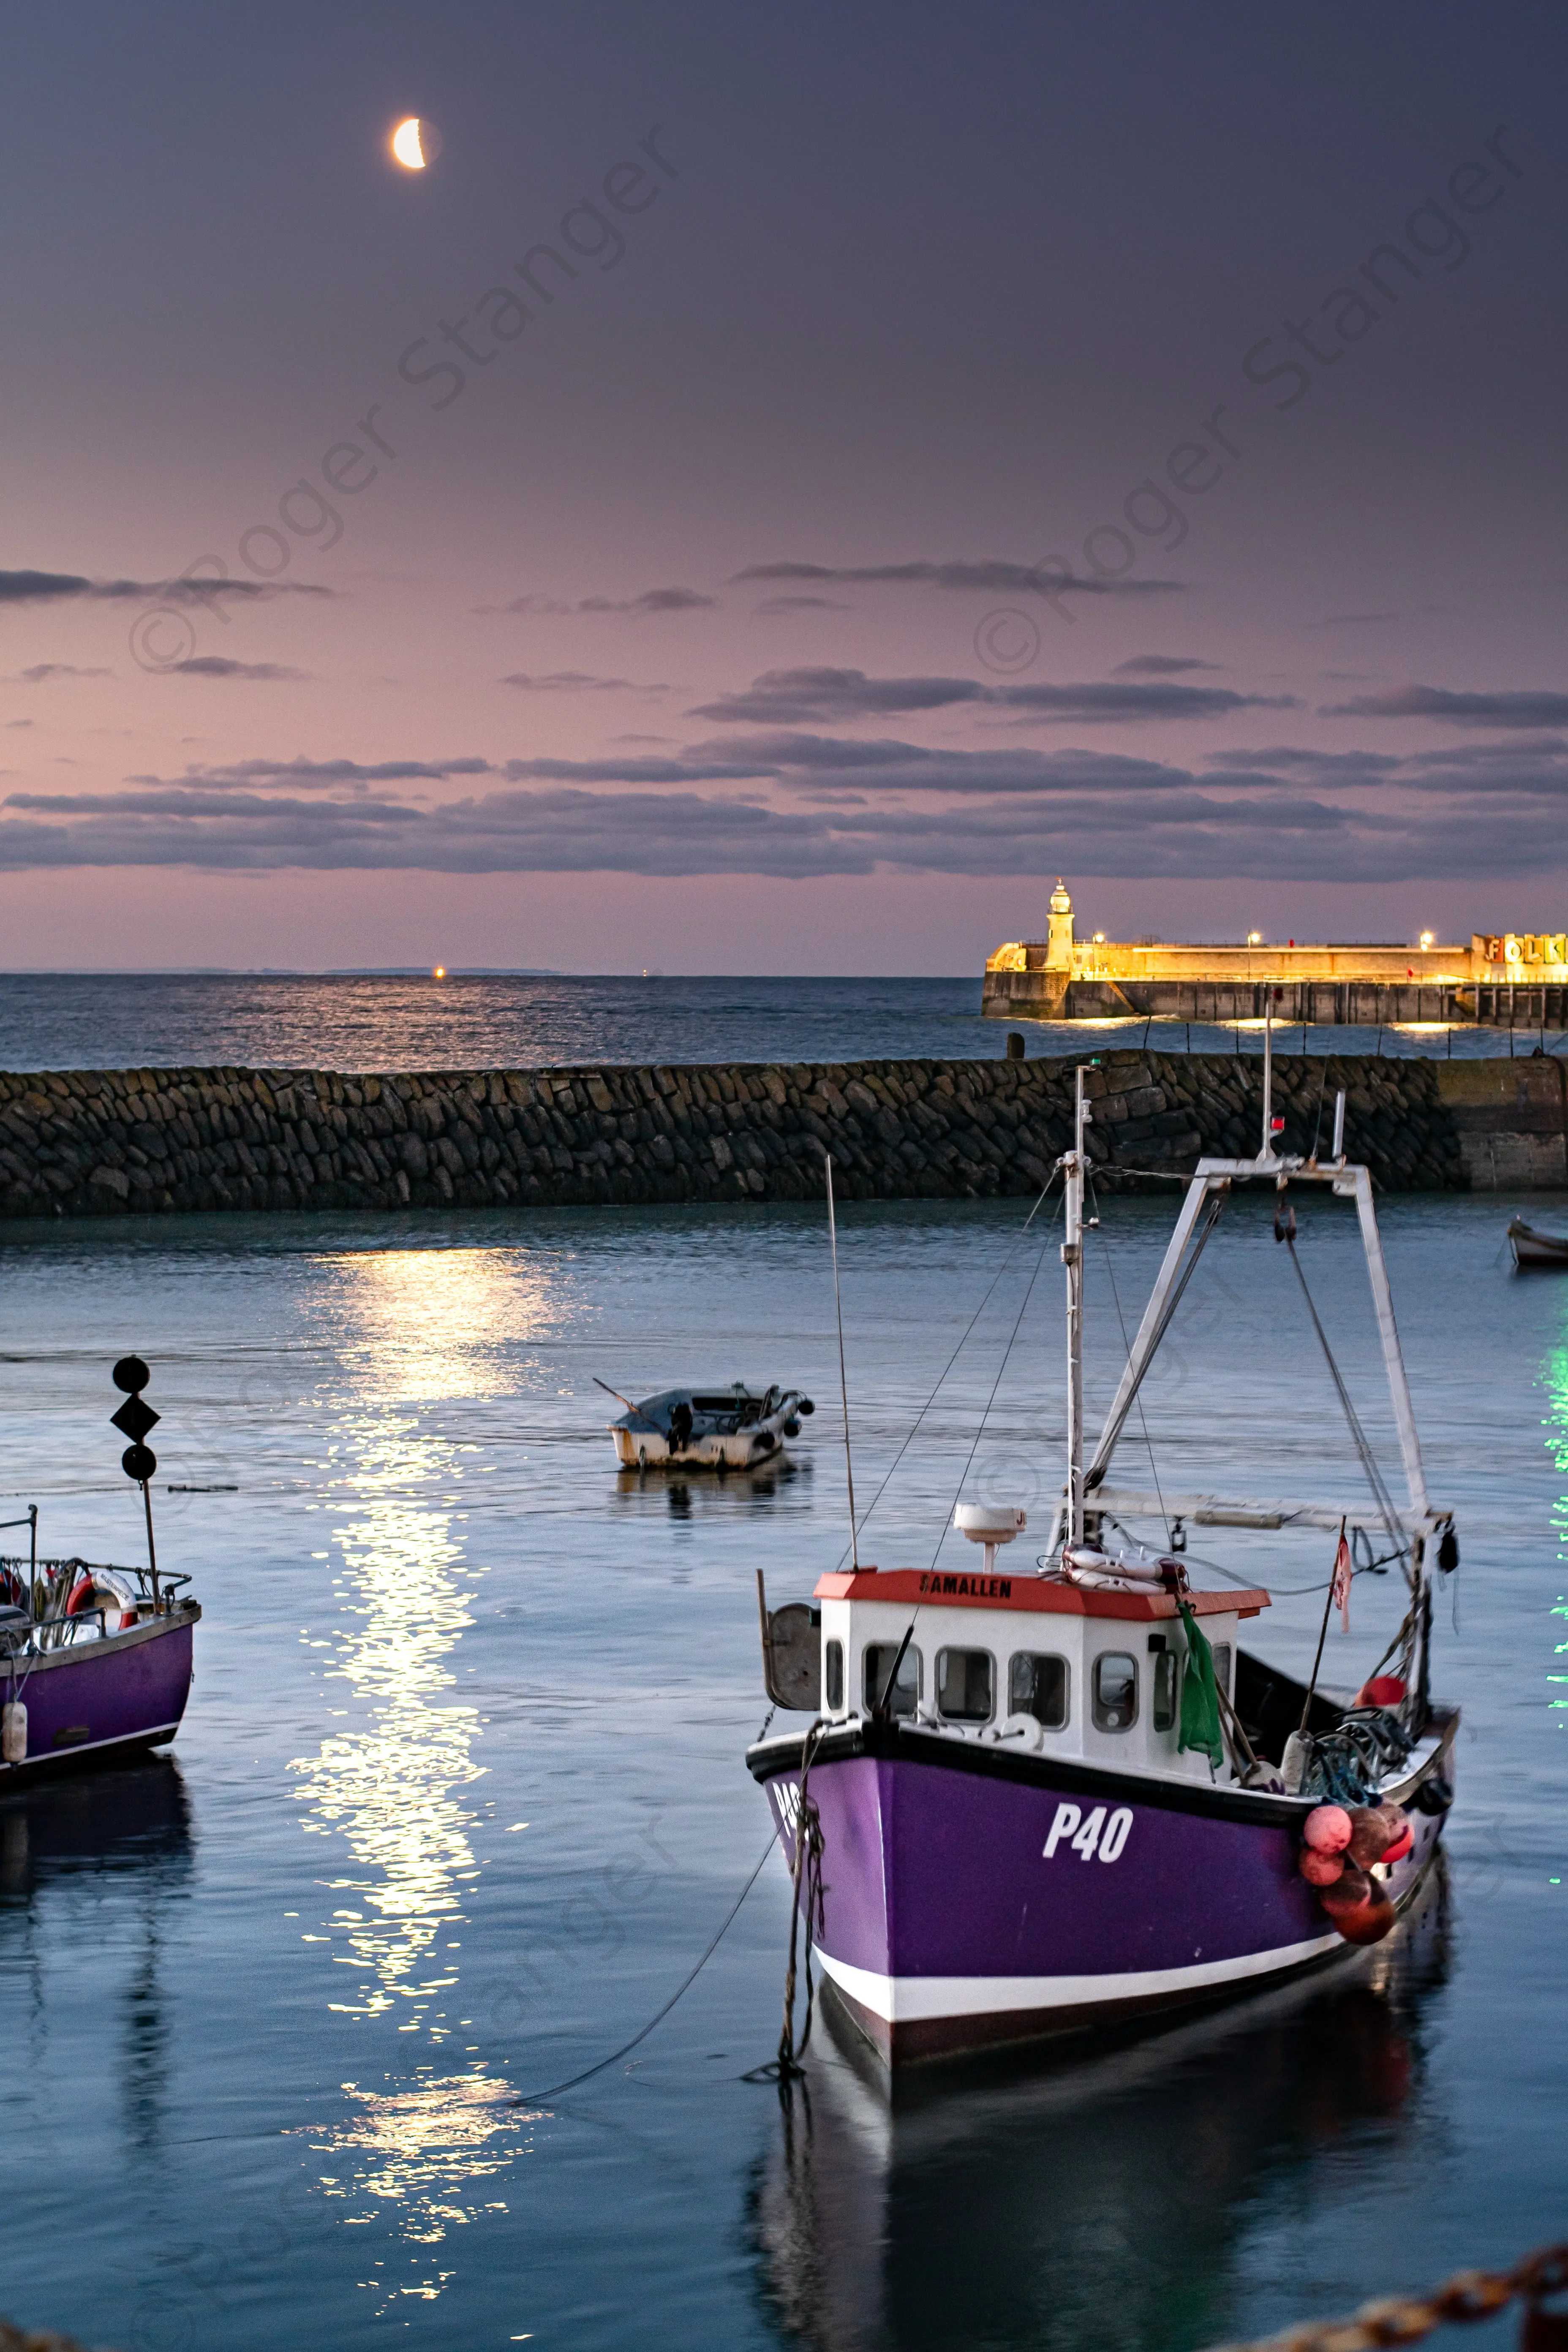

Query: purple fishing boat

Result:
[1,1535,199,1783]
[749,1043,1459,2066]
[2,1356,201,1784]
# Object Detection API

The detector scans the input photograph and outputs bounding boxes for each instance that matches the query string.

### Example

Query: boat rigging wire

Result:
[1087,1176,1172,1546]
[824,1156,860,1569]
[1098,1516,1378,1598]
[509,1837,777,2105]
[826,1169,1059,1571]
[1085,1190,1227,1492]
[867,1207,1061,1712]
[928,1234,1052,1573]
[1281,1229,1410,1577]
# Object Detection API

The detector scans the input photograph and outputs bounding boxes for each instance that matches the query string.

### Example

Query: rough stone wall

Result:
[0,1047,1554,1219]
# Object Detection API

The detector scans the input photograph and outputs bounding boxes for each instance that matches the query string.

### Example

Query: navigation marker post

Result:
[110,1354,161,1610]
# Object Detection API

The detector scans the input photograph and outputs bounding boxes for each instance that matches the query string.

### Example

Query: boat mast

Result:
[1062,1067,1089,1549]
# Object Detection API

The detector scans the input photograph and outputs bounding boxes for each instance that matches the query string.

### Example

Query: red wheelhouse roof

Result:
[813,1568,1269,1620]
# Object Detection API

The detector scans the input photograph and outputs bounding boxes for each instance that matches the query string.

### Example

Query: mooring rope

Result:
[771,1721,829,2079]
[509,1836,776,2105]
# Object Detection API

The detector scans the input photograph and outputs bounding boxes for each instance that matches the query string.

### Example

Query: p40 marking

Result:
[1043,1802,1133,1863]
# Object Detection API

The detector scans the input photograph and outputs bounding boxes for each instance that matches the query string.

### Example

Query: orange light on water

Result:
[432,965,447,980]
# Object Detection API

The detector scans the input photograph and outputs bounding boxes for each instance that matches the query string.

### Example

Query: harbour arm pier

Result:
[984,884,1568,1028]
[0,1043,1563,1220]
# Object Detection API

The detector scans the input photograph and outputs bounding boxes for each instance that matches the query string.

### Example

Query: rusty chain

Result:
[1206,2242,1568,2352]
[5,2239,1564,2352]
[0,2326,108,2352]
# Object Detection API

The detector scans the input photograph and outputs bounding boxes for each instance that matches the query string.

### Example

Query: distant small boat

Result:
[599,1380,814,1470]
[1508,1217,1568,1269]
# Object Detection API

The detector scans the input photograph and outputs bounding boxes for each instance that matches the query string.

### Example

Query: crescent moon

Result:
[392,117,427,169]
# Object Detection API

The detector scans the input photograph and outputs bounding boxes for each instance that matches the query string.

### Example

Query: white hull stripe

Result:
[1,1720,181,1772]
[817,1934,1341,2023]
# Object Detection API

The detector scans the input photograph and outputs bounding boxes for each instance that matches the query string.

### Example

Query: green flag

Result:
[1177,1599,1225,1768]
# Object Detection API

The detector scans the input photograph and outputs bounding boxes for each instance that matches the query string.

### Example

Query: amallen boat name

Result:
[917,1572,1014,1600]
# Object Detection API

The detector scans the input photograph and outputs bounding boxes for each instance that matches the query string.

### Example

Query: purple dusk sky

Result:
[3,2,1566,972]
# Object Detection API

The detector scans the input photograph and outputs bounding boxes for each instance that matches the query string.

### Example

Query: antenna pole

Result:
[825,1157,860,1569]
[1062,1070,1089,1551]
[1261,997,1274,1158]
[142,1479,160,1611]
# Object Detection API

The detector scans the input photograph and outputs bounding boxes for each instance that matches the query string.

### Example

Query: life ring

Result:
[65,1574,96,1617]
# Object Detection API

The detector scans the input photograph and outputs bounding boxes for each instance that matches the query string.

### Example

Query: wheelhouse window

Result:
[1211,1642,1233,1702]
[864,1642,921,1718]
[824,1638,844,1712]
[936,1647,994,1723]
[1152,1649,1178,1733]
[1009,1652,1068,1729]
[1092,1652,1138,1731]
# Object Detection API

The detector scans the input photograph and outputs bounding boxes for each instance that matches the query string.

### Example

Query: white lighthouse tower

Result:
[1046,879,1075,972]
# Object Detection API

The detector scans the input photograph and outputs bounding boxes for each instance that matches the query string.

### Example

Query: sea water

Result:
[0,1179,1564,2351]
[0,969,1561,1072]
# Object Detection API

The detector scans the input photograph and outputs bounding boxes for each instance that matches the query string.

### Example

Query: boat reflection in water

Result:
[0,1750,193,1902]
[0,1757,195,2163]
[749,1866,1448,2352]
[615,1456,811,1518]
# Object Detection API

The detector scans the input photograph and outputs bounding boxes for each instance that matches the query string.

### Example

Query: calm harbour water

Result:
[1,1179,1565,2352]
[0,969,1562,1072]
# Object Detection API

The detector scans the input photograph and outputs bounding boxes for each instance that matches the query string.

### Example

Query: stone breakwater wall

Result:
[0,1049,1561,1220]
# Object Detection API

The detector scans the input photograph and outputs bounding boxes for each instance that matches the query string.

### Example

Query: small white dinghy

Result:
[1508,1217,1568,1269]
[599,1380,814,1470]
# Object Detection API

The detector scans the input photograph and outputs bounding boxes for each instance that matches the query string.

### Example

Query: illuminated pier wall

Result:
[984,886,1568,1027]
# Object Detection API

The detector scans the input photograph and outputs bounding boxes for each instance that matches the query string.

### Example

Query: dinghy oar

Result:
[592,1375,642,1416]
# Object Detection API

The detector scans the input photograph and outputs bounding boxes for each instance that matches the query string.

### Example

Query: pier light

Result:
[432,964,447,980]
[1418,930,1434,950]
[1247,931,1262,946]
[1092,931,1105,944]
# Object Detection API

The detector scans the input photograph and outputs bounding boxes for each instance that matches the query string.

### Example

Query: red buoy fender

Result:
[1303,1805,1353,1855]
[1347,1806,1397,1869]
[1337,1890,1396,1945]
[1354,1674,1406,1709]
[1319,1865,1373,1917]
[1299,1848,1344,1887]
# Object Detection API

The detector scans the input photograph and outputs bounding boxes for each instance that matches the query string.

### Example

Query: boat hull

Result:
[750,1720,1453,2063]
[611,1426,790,1469]
[1,1608,199,1783]
[1508,1219,1568,1268]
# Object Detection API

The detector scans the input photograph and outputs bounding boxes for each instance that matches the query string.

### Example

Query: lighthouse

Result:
[1046,879,1075,973]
